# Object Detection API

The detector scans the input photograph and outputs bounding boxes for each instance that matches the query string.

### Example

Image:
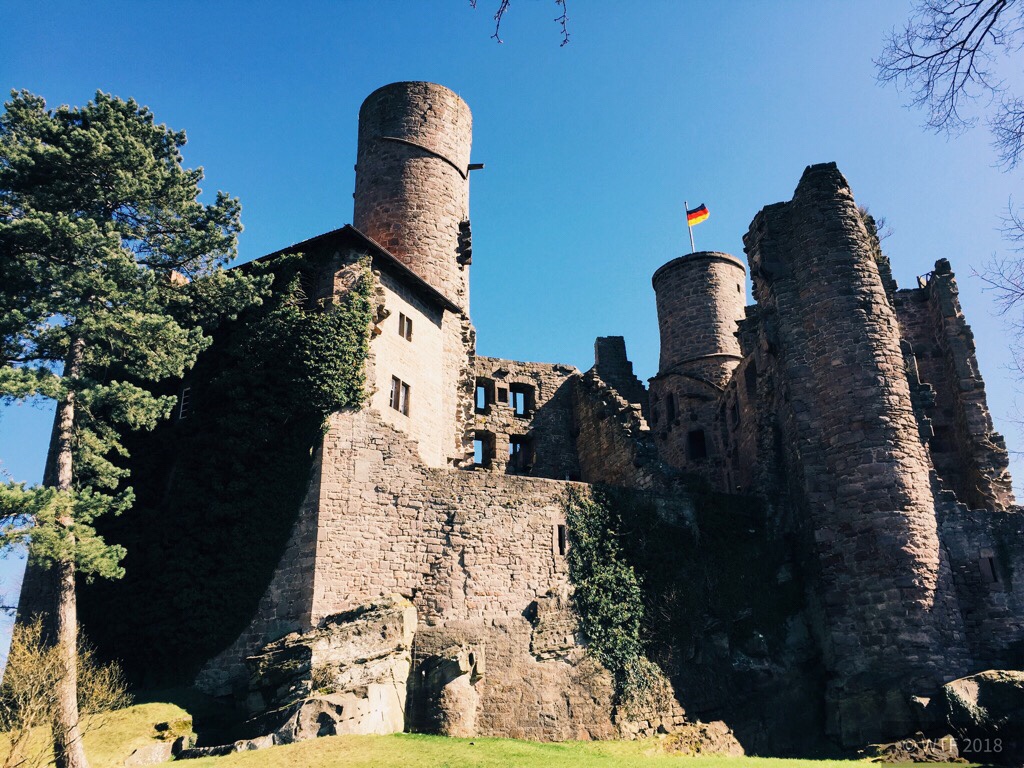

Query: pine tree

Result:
[0,90,265,768]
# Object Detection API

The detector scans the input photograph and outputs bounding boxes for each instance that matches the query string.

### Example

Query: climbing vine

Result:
[79,254,373,684]
[563,485,668,711]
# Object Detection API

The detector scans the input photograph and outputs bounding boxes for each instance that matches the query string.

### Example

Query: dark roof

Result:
[254,224,461,314]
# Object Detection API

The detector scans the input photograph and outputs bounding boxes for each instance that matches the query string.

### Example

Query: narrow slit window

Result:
[666,392,676,423]
[178,386,192,420]
[398,312,412,341]
[687,429,707,461]
[979,549,999,584]
[557,524,567,556]
[390,376,410,416]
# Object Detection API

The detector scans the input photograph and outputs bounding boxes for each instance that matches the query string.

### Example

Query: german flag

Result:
[686,203,709,226]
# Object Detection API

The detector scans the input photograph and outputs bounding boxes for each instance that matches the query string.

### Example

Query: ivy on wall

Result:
[563,485,667,711]
[79,254,372,685]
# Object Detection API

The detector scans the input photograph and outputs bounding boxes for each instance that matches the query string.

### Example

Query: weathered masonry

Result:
[65,82,1024,754]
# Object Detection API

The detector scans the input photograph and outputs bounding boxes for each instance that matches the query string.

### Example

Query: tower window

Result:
[556,524,568,556]
[687,429,707,461]
[390,376,410,416]
[666,392,676,423]
[398,312,413,340]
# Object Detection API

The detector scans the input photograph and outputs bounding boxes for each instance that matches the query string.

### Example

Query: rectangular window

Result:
[509,383,534,418]
[557,524,568,556]
[475,378,494,414]
[980,548,999,584]
[473,431,495,468]
[687,429,708,461]
[666,392,676,423]
[390,376,410,415]
[509,435,535,473]
[178,386,192,420]
[398,312,412,341]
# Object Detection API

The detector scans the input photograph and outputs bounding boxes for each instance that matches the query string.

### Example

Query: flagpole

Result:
[685,200,696,254]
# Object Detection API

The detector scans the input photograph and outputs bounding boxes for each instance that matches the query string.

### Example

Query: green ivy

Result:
[563,485,663,706]
[79,254,372,685]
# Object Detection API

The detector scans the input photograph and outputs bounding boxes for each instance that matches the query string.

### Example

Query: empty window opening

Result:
[651,407,660,426]
[930,425,953,453]
[665,392,676,423]
[475,378,495,414]
[398,312,413,341]
[390,376,410,416]
[509,435,535,473]
[980,549,1000,584]
[509,383,535,417]
[730,400,740,427]
[473,431,495,468]
[556,524,568,556]
[178,386,192,420]
[687,429,708,461]
[744,365,757,399]
[737,283,742,294]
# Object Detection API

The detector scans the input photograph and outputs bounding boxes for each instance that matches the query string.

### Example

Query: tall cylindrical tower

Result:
[648,252,746,476]
[353,82,473,310]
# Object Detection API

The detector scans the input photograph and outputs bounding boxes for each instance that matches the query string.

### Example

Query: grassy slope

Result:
[0,702,189,768]
[1,703,896,768]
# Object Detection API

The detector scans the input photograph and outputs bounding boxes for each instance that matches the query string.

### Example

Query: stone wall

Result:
[743,163,971,745]
[938,499,1024,670]
[894,263,1014,511]
[199,403,623,739]
[472,356,581,479]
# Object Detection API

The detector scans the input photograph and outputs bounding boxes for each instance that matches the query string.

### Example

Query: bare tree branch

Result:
[877,0,1024,142]
[468,0,570,45]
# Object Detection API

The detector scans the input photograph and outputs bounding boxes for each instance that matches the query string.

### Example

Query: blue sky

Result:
[3,0,1024,657]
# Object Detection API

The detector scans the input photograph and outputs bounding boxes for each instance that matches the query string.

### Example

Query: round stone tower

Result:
[353,81,473,310]
[649,251,746,474]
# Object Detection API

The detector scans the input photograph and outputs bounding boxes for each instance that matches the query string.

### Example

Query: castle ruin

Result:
[66,81,1024,754]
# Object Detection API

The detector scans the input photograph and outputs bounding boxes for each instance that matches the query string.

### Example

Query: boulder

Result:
[941,670,1024,762]
[866,732,964,763]
[123,742,174,767]
[661,720,745,756]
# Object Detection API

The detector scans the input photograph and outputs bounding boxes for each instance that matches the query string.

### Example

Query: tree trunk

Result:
[46,337,90,768]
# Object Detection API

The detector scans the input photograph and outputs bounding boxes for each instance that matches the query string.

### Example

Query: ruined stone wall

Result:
[743,163,971,745]
[593,336,649,417]
[353,82,472,310]
[894,263,1014,511]
[471,357,581,480]
[199,401,624,739]
[938,500,1024,670]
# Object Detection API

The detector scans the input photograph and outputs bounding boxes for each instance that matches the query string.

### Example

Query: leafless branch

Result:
[877,0,1024,135]
[468,0,570,45]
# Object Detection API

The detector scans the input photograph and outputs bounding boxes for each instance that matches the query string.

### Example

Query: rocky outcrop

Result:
[244,595,416,743]
[941,670,1024,763]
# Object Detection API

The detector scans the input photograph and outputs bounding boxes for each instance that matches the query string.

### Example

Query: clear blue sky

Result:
[3,0,1024,657]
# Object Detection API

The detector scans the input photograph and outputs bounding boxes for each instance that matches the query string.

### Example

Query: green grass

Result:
[0,702,190,768]
[187,732,867,768]
[2,702,936,768]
